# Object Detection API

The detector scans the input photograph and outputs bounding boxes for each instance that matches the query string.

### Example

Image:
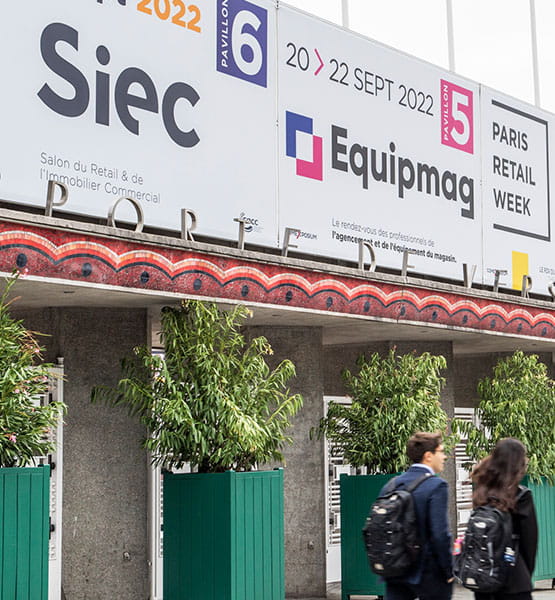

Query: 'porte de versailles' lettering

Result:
[44,179,555,301]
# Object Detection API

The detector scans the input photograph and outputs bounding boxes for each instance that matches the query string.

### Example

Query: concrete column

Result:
[15,307,149,600]
[323,342,389,396]
[245,326,325,598]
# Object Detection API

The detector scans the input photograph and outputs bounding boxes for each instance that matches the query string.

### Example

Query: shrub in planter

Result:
[454,350,555,582]
[315,349,454,599]
[92,300,303,472]
[0,275,64,467]
[0,273,65,600]
[454,350,555,482]
[317,349,453,473]
[93,299,303,600]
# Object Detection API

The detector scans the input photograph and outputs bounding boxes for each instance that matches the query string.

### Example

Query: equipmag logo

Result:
[285,111,475,220]
[285,111,323,181]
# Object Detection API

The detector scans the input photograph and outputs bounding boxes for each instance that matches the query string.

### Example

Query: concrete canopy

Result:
[2,208,555,357]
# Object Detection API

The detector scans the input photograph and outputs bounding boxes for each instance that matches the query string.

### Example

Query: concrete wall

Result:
[454,351,555,408]
[323,342,388,397]
[246,326,326,599]
[15,307,149,600]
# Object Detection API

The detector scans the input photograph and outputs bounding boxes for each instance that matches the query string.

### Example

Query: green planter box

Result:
[340,473,396,600]
[0,465,50,600]
[163,469,285,600]
[522,476,555,582]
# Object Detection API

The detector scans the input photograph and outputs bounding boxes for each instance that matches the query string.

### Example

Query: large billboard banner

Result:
[0,0,278,244]
[277,5,483,280]
[1,1,555,295]
[481,88,554,292]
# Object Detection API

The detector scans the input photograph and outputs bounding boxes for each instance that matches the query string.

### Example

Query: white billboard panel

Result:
[2,0,555,296]
[481,88,555,292]
[0,0,278,245]
[277,5,483,280]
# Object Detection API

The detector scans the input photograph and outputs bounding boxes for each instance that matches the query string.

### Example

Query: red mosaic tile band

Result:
[1,221,555,339]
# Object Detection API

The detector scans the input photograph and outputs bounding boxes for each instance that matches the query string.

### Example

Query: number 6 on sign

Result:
[440,79,474,154]
[216,0,268,88]
[232,11,263,76]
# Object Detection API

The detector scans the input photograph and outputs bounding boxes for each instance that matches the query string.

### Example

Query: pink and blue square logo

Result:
[285,111,323,181]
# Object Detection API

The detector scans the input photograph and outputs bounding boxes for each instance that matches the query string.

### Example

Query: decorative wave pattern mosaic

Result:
[1,223,555,339]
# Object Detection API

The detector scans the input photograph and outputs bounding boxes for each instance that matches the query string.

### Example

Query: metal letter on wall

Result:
[358,241,376,272]
[521,275,533,298]
[234,217,247,250]
[401,250,414,278]
[107,197,144,233]
[282,227,300,257]
[181,209,197,242]
[45,180,68,217]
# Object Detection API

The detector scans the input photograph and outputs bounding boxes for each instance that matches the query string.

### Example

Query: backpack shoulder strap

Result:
[516,484,530,501]
[381,476,401,495]
[405,472,433,493]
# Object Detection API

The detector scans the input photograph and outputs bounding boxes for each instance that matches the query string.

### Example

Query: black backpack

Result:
[455,501,520,592]
[362,473,432,578]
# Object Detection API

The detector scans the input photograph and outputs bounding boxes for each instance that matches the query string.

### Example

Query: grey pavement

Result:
[292,580,555,599]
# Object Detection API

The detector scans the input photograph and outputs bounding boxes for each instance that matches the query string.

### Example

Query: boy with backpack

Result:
[372,432,455,600]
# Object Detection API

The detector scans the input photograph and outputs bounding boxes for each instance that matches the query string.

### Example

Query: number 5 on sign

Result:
[440,79,474,154]
[216,0,268,88]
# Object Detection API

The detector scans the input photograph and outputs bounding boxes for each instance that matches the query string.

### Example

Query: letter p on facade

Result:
[45,180,68,217]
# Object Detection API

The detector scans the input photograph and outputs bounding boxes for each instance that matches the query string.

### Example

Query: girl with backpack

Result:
[470,438,538,600]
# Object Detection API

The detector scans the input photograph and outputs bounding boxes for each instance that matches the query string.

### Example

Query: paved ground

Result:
[292,580,555,599]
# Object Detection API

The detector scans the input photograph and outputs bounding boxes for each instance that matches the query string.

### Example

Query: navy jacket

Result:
[379,465,453,585]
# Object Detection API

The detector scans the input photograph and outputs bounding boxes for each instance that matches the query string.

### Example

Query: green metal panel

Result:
[523,477,555,582]
[340,473,396,600]
[0,465,50,600]
[163,469,284,600]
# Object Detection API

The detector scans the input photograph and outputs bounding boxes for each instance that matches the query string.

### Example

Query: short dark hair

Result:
[407,432,442,463]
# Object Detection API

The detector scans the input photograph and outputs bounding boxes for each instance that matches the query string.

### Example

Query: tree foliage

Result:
[92,300,303,472]
[0,274,65,468]
[453,350,555,483]
[315,349,452,474]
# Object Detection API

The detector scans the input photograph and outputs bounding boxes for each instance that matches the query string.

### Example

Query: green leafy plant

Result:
[0,274,65,468]
[315,349,453,474]
[453,350,555,483]
[92,300,303,472]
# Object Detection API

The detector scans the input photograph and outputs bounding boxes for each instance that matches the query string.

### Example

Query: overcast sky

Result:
[283,0,555,113]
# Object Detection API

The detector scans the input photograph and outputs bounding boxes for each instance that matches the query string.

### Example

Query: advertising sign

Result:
[0,0,278,245]
[481,88,555,292]
[2,1,555,295]
[277,5,483,281]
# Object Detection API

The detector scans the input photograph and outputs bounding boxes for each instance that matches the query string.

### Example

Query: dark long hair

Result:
[472,438,528,511]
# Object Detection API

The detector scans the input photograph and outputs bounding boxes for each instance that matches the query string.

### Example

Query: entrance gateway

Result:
[5,220,555,599]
